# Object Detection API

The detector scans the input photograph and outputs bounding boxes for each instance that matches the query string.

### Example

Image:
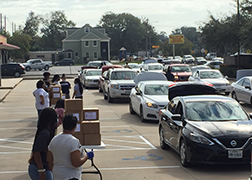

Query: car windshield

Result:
[86,71,101,76]
[185,101,248,121]
[144,84,169,95]
[171,66,191,72]
[129,64,139,69]
[87,62,100,67]
[111,71,136,80]
[199,71,223,79]
[148,65,163,70]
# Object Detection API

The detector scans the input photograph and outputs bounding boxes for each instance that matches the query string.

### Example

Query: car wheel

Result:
[44,65,49,71]
[231,92,238,102]
[140,105,146,122]
[25,66,31,71]
[14,71,21,78]
[129,100,136,114]
[107,90,114,103]
[38,68,42,71]
[180,140,191,167]
[159,126,170,150]
[225,92,230,96]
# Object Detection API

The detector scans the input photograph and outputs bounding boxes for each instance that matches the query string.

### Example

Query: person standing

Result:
[54,99,65,127]
[51,75,61,85]
[43,72,51,92]
[72,78,83,99]
[28,108,57,180]
[33,80,50,120]
[47,114,94,180]
[165,66,175,81]
[60,74,71,99]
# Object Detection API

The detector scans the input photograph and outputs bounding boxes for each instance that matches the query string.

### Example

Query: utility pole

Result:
[237,0,240,69]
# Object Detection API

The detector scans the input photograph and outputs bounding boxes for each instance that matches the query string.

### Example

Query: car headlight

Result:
[111,84,119,89]
[190,132,214,145]
[146,101,158,108]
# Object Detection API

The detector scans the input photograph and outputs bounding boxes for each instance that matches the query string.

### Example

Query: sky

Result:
[0,0,238,35]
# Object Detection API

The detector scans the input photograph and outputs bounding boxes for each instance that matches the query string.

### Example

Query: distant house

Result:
[62,24,111,64]
[0,35,20,64]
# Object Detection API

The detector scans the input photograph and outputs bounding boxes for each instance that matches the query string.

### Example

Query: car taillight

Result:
[20,64,25,69]
[204,82,214,87]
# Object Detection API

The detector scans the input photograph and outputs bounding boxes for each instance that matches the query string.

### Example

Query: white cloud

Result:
[1,0,237,34]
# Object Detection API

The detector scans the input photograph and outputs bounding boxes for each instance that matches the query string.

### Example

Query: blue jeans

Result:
[28,164,53,180]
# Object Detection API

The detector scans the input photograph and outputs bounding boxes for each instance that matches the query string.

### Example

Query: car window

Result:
[171,66,191,72]
[237,79,244,86]
[87,71,101,76]
[111,71,136,80]
[144,84,168,95]
[168,99,178,114]
[199,71,223,79]
[243,78,251,88]
[185,101,248,121]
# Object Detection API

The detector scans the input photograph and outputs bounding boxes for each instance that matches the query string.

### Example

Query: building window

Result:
[93,41,97,47]
[94,52,98,59]
[86,52,89,58]
[37,55,45,58]
[75,52,78,56]
[85,27,90,33]
[85,41,89,47]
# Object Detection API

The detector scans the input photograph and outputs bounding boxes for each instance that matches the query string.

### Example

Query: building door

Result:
[100,42,108,60]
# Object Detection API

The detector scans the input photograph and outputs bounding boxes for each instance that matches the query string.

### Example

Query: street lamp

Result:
[237,0,240,69]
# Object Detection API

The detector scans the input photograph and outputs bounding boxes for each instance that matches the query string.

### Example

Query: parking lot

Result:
[0,71,251,179]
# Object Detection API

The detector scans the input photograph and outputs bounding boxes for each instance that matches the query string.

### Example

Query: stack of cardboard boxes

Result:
[50,85,62,106]
[64,99,101,145]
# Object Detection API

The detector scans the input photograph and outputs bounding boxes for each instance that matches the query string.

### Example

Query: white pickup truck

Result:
[22,59,52,71]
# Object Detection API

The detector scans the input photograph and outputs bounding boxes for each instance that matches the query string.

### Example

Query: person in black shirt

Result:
[28,108,57,180]
[60,74,71,99]
[165,66,174,81]
[43,72,51,92]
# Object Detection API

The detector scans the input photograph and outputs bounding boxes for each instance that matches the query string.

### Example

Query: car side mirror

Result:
[104,77,109,80]
[250,113,252,119]
[245,86,251,90]
[136,92,142,96]
[172,114,181,121]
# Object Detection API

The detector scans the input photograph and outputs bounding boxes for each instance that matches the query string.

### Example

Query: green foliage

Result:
[8,31,32,59]
[40,11,76,51]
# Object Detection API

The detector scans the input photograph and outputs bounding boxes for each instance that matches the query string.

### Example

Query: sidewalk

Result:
[0,78,23,102]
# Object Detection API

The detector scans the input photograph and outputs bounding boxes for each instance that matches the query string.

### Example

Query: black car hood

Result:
[168,82,218,100]
[189,120,252,138]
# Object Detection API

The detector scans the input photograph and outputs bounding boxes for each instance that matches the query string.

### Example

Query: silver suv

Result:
[103,68,137,103]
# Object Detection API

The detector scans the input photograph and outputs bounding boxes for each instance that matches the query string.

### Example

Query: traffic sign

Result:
[169,35,184,44]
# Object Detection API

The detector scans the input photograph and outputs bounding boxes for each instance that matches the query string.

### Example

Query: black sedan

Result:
[54,58,75,66]
[159,82,252,167]
[1,63,25,77]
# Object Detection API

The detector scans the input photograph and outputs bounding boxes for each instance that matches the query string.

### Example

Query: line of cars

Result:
[79,59,252,168]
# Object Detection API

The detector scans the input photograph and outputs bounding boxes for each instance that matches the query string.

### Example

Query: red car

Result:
[98,65,122,92]
[165,64,192,81]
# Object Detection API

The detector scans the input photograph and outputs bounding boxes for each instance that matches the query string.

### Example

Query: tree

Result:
[23,11,43,51]
[8,31,32,59]
[40,11,76,51]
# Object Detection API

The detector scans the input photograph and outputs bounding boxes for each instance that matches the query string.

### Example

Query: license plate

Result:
[228,150,243,158]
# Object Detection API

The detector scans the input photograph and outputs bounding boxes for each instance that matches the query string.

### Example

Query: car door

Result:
[1,64,10,76]
[239,78,251,103]
[131,83,143,115]
[161,98,179,148]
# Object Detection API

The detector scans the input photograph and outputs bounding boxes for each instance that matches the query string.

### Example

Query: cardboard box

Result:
[51,85,61,93]
[83,108,99,120]
[65,110,83,122]
[51,98,61,106]
[65,99,83,111]
[81,121,100,134]
[83,134,101,145]
[53,92,61,99]
[72,132,84,144]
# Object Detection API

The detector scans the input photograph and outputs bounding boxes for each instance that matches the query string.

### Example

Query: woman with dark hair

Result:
[33,80,50,121]
[47,114,93,180]
[28,108,57,180]
[52,75,60,85]
[72,78,83,99]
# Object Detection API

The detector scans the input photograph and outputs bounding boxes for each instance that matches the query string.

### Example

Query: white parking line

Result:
[0,166,180,174]
[102,138,147,144]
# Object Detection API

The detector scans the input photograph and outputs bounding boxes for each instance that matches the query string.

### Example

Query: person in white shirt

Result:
[47,114,94,180]
[33,80,50,126]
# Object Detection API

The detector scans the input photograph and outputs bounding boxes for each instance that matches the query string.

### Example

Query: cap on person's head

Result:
[63,114,78,131]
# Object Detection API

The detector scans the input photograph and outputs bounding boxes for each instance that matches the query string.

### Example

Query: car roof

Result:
[168,82,218,100]
[134,72,167,84]
[169,63,189,66]
[181,95,233,102]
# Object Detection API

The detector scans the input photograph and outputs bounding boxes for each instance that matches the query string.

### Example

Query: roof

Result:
[0,42,20,50]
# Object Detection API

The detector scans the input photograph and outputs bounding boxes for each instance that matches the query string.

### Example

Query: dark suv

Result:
[1,63,25,77]
[54,58,75,66]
